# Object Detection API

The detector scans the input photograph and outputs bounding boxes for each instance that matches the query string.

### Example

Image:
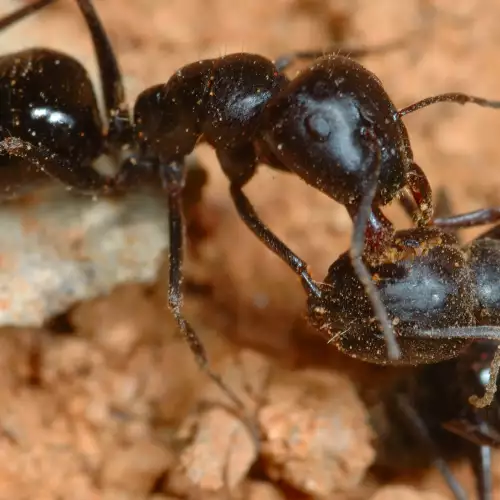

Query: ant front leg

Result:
[217,144,322,300]
[158,159,261,445]
[0,137,113,194]
[347,131,401,360]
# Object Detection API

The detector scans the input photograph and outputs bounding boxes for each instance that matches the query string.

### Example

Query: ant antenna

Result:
[0,0,57,31]
[397,93,500,118]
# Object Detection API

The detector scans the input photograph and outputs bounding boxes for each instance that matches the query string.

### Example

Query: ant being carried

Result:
[348,194,500,500]
[4,0,500,436]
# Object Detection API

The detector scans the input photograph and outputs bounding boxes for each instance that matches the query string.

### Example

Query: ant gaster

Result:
[4,0,500,431]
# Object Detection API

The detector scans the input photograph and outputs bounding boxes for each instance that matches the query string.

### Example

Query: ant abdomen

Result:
[308,227,476,364]
[134,53,285,161]
[260,55,412,207]
[0,48,103,166]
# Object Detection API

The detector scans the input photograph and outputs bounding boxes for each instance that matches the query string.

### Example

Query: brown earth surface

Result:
[0,0,500,499]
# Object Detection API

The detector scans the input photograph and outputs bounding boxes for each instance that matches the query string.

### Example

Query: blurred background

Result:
[0,0,499,499]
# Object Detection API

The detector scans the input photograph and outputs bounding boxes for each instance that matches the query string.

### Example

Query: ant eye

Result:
[305,113,330,141]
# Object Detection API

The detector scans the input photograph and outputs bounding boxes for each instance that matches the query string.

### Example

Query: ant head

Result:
[260,55,412,207]
[308,227,475,365]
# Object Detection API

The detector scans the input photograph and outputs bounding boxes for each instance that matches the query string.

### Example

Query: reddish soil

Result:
[1,0,500,499]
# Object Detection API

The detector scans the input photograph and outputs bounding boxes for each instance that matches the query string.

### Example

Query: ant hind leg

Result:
[159,159,262,448]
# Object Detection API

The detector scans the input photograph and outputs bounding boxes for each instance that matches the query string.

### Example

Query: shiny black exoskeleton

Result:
[4,0,500,420]
[308,225,500,366]
[0,1,132,198]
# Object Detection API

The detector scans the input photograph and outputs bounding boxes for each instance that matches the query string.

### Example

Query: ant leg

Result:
[158,160,261,446]
[415,326,500,341]
[217,145,322,298]
[0,137,112,193]
[348,131,400,360]
[0,0,56,31]
[274,35,409,72]
[395,394,468,500]
[433,208,500,229]
[74,0,132,145]
[433,187,455,219]
[397,93,500,118]
[470,443,493,500]
[402,162,434,225]
[229,183,322,297]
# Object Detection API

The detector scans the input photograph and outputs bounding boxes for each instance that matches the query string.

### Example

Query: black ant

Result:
[128,14,500,367]
[4,0,500,434]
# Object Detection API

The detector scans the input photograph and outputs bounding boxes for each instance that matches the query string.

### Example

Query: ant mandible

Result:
[3,0,500,423]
